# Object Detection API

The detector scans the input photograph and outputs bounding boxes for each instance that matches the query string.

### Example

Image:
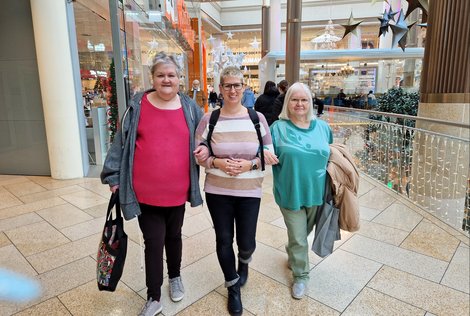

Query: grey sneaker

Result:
[291,282,306,299]
[139,298,162,316]
[169,276,185,302]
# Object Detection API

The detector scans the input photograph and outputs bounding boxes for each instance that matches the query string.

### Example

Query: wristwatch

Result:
[250,159,258,171]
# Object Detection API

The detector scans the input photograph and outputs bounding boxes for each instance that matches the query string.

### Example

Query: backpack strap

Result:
[206,109,221,156]
[207,108,265,171]
[247,108,265,171]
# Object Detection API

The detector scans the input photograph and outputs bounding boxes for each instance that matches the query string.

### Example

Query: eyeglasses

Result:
[221,83,244,91]
[290,98,309,104]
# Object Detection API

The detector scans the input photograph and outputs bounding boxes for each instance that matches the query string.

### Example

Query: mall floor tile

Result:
[0,173,468,315]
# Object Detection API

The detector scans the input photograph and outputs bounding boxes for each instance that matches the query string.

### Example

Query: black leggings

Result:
[138,203,185,301]
[205,193,260,283]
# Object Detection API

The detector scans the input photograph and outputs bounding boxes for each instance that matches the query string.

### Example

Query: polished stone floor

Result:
[0,170,468,315]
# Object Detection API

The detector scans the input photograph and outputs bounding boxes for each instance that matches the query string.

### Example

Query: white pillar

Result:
[258,55,277,94]
[377,0,403,93]
[379,0,402,49]
[348,27,362,49]
[269,0,282,52]
[281,31,287,51]
[30,0,87,179]
[212,38,224,93]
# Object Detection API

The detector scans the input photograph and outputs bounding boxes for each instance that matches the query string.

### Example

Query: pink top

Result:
[133,94,190,206]
[195,112,274,198]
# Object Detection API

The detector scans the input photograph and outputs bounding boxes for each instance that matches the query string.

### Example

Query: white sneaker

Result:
[291,282,306,299]
[169,276,185,302]
[139,298,162,316]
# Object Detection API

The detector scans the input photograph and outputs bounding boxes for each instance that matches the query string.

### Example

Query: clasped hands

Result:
[193,145,279,177]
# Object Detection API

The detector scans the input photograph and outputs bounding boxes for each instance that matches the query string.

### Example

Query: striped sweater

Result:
[196,111,274,198]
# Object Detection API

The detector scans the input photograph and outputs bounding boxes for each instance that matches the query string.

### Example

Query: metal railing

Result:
[322,105,470,233]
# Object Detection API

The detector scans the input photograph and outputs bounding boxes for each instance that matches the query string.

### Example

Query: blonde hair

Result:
[150,51,180,76]
[219,66,244,84]
[278,82,315,122]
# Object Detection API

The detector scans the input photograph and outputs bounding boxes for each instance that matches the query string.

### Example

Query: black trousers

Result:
[205,193,260,283]
[138,203,185,301]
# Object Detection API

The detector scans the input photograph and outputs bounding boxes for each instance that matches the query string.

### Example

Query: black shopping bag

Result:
[96,191,128,291]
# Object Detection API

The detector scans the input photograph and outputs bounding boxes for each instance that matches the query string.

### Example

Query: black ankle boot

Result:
[227,281,242,316]
[237,261,249,286]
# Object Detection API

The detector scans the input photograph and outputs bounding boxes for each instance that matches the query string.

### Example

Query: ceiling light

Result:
[311,19,341,50]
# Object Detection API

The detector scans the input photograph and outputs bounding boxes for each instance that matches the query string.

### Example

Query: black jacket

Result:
[209,91,218,103]
[254,88,279,125]
[271,93,286,124]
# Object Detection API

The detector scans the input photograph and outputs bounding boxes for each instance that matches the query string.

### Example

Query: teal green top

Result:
[270,119,333,211]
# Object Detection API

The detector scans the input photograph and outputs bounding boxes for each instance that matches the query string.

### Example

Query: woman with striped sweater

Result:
[195,66,278,316]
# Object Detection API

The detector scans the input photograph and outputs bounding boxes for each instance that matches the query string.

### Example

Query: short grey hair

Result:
[219,66,244,84]
[150,51,180,76]
[278,82,316,122]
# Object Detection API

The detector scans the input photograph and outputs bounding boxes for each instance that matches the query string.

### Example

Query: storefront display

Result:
[73,0,195,165]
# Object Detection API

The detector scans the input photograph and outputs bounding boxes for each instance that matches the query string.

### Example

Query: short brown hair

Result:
[219,66,244,85]
[277,79,289,93]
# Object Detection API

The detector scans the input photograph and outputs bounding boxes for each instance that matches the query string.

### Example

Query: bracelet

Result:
[211,157,217,169]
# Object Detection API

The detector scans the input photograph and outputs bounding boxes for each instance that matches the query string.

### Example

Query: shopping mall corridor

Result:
[0,168,468,315]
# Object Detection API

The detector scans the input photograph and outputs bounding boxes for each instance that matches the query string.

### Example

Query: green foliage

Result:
[370,87,419,127]
[376,87,419,116]
[107,59,119,143]
[93,77,105,91]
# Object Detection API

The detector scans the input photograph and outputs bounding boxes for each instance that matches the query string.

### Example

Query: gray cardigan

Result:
[101,90,204,220]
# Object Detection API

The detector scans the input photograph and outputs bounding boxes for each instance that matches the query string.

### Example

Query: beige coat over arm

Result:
[327,143,360,232]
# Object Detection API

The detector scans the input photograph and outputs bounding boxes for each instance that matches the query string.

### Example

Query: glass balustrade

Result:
[322,106,470,233]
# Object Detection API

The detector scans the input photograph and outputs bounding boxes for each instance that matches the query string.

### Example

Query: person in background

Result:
[101,51,206,316]
[271,79,289,123]
[312,92,325,117]
[336,88,348,106]
[209,87,218,110]
[367,90,377,108]
[337,88,346,101]
[190,79,207,109]
[254,80,279,125]
[195,66,278,316]
[241,85,256,108]
[270,82,333,300]
[218,92,224,107]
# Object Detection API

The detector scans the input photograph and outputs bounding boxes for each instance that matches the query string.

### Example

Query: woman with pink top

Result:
[195,66,278,316]
[101,52,205,316]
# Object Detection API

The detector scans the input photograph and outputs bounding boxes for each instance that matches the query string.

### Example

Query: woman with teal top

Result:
[270,82,333,299]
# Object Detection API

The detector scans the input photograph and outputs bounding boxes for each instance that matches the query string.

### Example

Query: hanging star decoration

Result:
[147,38,159,59]
[210,43,245,78]
[235,52,245,66]
[147,39,159,50]
[378,6,398,37]
[250,36,260,49]
[226,31,234,40]
[390,9,410,49]
[341,12,364,39]
[208,34,216,45]
[405,0,429,19]
[398,20,417,51]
